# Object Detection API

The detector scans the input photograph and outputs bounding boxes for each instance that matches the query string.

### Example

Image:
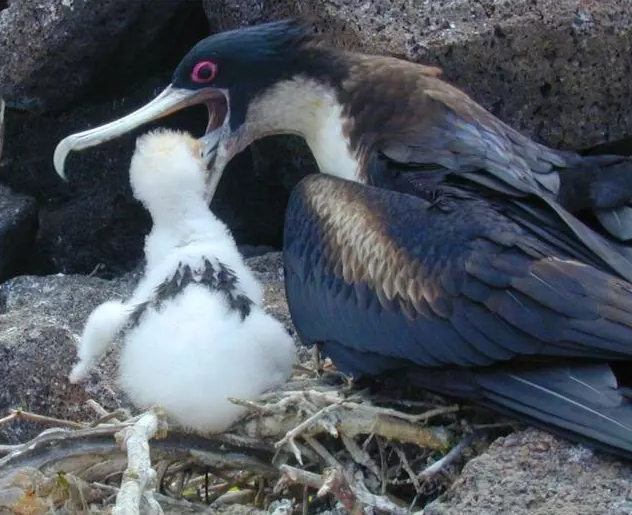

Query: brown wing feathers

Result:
[337,55,566,194]
[295,174,632,364]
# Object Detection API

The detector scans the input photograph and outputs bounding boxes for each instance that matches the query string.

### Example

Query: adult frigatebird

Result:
[53,19,632,458]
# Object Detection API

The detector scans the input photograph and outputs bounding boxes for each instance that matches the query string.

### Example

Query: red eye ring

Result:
[191,60,217,83]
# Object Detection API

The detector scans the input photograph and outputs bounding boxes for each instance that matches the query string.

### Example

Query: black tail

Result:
[558,155,632,242]
[405,361,632,460]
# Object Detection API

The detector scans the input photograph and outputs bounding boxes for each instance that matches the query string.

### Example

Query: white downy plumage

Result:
[69,128,296,433]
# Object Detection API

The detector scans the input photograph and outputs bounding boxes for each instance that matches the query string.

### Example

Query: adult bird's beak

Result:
[53,84,227,180]
[199,126,222,168]
[198,126,226,201]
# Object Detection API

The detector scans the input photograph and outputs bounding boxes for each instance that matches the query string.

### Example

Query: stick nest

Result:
[0,357,512,515]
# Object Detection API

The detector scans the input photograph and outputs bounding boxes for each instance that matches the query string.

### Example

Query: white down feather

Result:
[69,128,296,433]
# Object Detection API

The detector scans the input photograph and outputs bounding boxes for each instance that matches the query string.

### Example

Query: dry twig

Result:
[278,465,413,515]
[112,407,167,515]
[417,430,481,482]
[0,368,487,515]
[0,408,85,430]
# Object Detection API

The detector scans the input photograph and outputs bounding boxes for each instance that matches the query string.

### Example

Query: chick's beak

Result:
[53,84,227,180]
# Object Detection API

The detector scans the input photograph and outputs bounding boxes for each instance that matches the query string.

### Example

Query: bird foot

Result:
[68,361,92,384]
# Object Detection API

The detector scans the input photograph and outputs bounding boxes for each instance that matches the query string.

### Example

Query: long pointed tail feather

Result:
[596,206,632,242]
[405,361,632,459]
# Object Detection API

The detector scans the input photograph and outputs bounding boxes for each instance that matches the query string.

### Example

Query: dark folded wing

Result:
[378,87,568,197]
[283,174,632,372]
[375,90,632,280]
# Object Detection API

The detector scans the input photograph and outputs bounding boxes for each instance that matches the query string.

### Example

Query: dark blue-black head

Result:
[173,18,318,94]
[53,18,342,181]
[170,18,327,133]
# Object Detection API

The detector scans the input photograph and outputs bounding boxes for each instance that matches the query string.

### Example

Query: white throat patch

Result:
[245,77,362,183]
[306,99,361,183]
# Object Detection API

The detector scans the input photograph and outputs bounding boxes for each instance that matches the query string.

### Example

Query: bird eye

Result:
[191,61,218,83]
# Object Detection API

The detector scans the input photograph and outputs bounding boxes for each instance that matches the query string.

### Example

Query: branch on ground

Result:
[0,366,495,514]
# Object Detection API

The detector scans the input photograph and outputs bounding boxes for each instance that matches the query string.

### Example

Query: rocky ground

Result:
[1,0,632,514]
[3,253,632,514]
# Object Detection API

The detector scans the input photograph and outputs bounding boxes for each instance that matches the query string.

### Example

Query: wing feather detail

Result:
[283,174,632,370]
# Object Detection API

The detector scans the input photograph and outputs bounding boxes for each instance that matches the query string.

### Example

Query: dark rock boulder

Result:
[0,97,4,161]
[1,74,291,277]
[0,0,200,114]
[0,0,220,277]
[204,0,632,150]
[0,186,37,281]
[1,75,174,277]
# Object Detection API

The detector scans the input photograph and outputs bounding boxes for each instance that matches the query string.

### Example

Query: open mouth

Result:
[199,93,228,169]
[205,94,228,135]
[53,84,230,180]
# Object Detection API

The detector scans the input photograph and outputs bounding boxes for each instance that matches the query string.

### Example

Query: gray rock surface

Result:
[0,0,190,113]
[245,252,307,360]
[424,428,632,515]
[0,97,4,161]
[382,0,632,149]
[0,186,37,281]
[0,273,129,443]
[204,0,632,149]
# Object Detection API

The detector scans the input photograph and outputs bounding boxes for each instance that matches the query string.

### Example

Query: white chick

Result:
[69,128,296,434]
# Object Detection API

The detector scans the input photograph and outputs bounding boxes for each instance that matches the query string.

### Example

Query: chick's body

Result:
[119,260,292,433]
[69,129,296,433]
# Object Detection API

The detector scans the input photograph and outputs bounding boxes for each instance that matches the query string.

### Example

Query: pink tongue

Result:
[206,104,216,133]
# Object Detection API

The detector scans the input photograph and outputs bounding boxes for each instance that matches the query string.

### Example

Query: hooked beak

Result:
[53,84,228,180]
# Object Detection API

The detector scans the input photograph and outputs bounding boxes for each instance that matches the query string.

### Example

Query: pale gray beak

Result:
[200,126,222,168]
[53,84,226,180]
[199,127,226,201]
